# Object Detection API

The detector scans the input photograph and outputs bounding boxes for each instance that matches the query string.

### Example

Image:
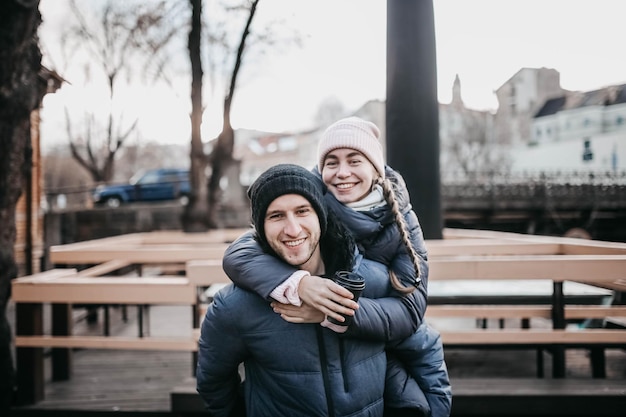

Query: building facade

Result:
[493,67,566,146]
[513,83,626,173]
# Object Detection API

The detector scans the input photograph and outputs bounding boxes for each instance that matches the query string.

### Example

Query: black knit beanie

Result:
[247,164,328,246]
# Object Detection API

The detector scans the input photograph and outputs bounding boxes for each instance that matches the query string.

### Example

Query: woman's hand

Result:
[298,275,359,324]
[271,301,325,323]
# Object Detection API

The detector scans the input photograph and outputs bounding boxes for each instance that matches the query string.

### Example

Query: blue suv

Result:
[93,168,191,208]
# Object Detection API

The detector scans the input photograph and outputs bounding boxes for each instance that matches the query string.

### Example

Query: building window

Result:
[582,139,593,162]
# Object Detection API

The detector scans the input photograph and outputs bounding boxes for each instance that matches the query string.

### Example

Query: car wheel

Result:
[105,196,122,208]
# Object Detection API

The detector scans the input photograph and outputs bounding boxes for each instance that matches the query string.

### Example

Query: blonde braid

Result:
[377,177,422,294]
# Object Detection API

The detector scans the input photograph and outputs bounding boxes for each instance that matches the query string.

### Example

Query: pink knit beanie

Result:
[317,117,385,179]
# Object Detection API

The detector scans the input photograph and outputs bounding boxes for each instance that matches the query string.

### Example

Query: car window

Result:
[161,172,180,183]
[135,171,161,185]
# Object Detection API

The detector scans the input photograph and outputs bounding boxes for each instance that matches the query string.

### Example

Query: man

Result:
[196,164,390,417]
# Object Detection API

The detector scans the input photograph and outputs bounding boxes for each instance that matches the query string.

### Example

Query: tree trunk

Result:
[206,0,259,227]
[0,0,45,410]
[182,0,210,232]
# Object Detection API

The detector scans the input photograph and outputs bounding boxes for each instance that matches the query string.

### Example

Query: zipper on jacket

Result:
[316,326,335,417]
[339,339,350,393]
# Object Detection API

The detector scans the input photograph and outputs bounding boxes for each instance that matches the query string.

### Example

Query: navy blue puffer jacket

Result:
[221,166,451,416]
[197,258,393,417]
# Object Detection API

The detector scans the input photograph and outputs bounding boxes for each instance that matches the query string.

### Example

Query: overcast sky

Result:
[38,0,626,146]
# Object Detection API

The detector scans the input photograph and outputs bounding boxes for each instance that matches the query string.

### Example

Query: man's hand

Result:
[298,275,359,324]
[271,301,325,323]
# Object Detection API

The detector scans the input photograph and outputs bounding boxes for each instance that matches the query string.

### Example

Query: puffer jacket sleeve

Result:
[196,288,247,417]
[222,230,297,300]
[224,231,421,343]
[346,258,420,342]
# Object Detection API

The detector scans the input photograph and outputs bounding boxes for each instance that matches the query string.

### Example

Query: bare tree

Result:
[447,113,510,182]
[61,0,182,183]
[0,0,47,409]
[182,0,210,232]
[185,0,295,231]
[206,0,260,227]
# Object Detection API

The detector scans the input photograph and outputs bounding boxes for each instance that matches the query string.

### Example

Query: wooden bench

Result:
[423,251,626,377]
[426,302,626,377]
[170,376,626,416]
[74,259,133,277]
[12,269,198,405]
[427,304,626,321]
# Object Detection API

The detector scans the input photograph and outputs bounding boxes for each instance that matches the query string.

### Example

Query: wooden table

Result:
[49,229,248,266]
[12,269,198,405]
[425,233,626,377]
[40,228,626,379]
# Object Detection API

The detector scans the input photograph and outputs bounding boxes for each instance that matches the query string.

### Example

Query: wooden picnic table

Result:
[49,228,248,266]
[14,228,626,406]
[426,231,626,378]
[12,269,198,405]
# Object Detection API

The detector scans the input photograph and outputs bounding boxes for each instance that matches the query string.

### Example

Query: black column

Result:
[386,0,442,239]
[51,303,72,381]
[15,303,44,405]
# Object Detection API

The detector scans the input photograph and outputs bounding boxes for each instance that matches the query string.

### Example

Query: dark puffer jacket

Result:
[323,165,429,325]
[197,258,393,417]
[222,166,451,416]
[322,166,451,416]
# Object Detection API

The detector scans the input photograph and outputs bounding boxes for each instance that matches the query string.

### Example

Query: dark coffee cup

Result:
[327,271,365,327]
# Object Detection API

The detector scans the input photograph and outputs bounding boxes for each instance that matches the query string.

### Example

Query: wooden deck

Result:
[10,305,195,415]
[9,302,626,415]
[9,228,626,415]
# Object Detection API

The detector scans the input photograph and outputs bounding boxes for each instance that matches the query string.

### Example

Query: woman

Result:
[224,117,451,416]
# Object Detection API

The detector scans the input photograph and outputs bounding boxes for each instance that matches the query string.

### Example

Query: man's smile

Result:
[284,238,305,247]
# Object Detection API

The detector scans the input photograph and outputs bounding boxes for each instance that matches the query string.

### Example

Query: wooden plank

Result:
[565,305,626,319]
[427,240,562,257]
[15,335,198,351]
[450,377,626,416]
[49,244,227,264]
[137,228,248,245]
[172,376,626,415]
[441,228,626,255]
[76,260,133,277]
[429,255,626,281]
[150,263,186,275]
[185,259,229,286]
[575,278,626,292]
[426,305,626,319]
[48,233,143,251]
[426,305,552,319]
[450,376,626,396]
[11,276,196,304]
[15,268,78,282]
[560,240,626,256]
[439,329,626,345]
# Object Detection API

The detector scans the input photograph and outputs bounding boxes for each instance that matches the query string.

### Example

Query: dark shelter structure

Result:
[386,0,442,239]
